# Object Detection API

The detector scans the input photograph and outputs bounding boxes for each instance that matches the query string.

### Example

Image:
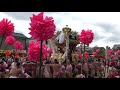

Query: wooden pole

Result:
[81,44,85,74]
[105,46,108,61]
[0,35,4,49]
[39,40,43,78]
[83,44,85,64]
[80,44,83,74]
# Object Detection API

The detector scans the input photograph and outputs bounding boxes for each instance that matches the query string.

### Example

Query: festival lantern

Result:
[29,12,56,77]
[5,51,11,56]
[0,19,14,49]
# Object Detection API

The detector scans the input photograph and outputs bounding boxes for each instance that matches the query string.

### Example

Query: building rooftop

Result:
[113,44,120,51]
[12,33,28,38]
[0,32,29,39]
[113,44,120,48]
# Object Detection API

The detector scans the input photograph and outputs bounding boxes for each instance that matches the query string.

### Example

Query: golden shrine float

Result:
[50,25,80,63]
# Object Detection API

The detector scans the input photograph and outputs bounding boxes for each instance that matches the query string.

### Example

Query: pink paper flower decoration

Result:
[117,50,120,55]
[93,52,97,56]
[5,51,11,56]
[5,36,16,45]
[108,49,113,55]
[19,45,24,50]
[79,54,82,59]
[29,12,56,41]
[96,49,100,53]
[111,55,115,59]
[14,41,23,50]
[84,51,89,58]
[0,18,14,37]
[79,29,94,46]
[28,41,49,62]
[84,51,88,55]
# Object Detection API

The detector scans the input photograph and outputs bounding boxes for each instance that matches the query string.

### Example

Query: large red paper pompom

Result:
[117,50,120,55]
[111,55,115,59]
[108,49,113,55]
[84,51,88,55]
[93,52,97,56]
[29,12,56,41]
[28,41,49,62]
[5,36,16,45]
[79,54,82,59]
[96,49,100,53]
[85,54,89,58]
[84,51,89,58]
[5,51,11,56]
[14,41,23,50]
[79,29,94,45]
[0,19,14,37]
[19,45,24,50]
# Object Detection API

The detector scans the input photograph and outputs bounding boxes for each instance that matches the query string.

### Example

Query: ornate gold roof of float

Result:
[51,25,80,48]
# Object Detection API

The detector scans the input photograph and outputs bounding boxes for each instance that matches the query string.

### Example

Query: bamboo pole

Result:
[39,40,43,78]
[0,35,4,49]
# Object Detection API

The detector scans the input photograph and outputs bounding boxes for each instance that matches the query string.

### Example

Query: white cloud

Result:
[0,12,31,38]
[1,12,120,48]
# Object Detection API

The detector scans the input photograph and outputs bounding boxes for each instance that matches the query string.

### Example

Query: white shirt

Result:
[3,62,7,67]
[11,62,17,69]
[76,74,85,78]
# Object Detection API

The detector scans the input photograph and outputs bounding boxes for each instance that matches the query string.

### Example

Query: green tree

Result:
[92,46,105,56]
[99,47,105,56]
[92,46,98,52]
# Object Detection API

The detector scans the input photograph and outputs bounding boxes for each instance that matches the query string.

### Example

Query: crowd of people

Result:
[0,54,120,78]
